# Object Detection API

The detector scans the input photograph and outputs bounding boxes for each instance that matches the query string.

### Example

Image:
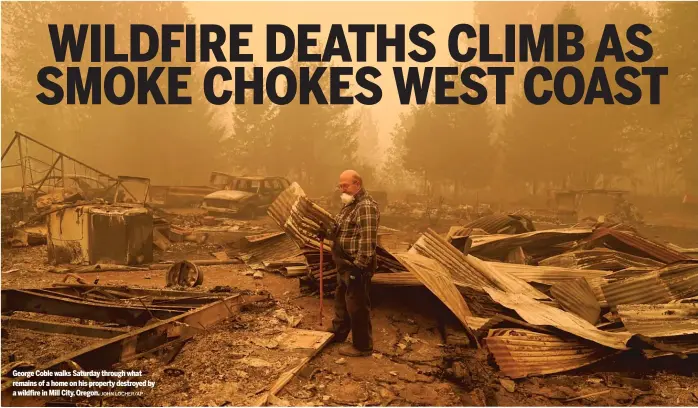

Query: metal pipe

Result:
[16,132,26,189]
[319,240,324,326]
[15,131,116,181]
[33,154,62,194]
[1,133,18,161]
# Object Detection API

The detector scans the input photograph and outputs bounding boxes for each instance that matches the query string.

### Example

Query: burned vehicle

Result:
[201,176,291,218]
[148,171,238,208]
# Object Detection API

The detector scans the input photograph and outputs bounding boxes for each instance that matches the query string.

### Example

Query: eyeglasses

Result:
[336,181,357,190]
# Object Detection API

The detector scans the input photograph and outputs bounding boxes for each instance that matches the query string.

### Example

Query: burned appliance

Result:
[47,204,153,265]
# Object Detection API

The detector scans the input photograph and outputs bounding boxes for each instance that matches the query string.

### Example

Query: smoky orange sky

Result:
[186,1,478,152]
[185,1,657,151]
[1,1,666,188]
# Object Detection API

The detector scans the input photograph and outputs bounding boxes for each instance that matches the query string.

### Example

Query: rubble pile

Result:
[384,200,494,222]
[2,189,90,249]
[509,208,562,225]
[460,213,536,235]
[604,199,645,225]
[402,224,697,379]
[252,183,698,380]
[3,158,697,403]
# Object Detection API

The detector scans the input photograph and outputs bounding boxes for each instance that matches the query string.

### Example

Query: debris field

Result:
[2,132,698,407]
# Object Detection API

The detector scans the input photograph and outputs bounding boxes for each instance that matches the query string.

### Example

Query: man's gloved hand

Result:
[317,221,328,242]
[349,265,371,282]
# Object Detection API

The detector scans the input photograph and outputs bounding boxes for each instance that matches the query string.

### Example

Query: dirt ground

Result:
[2,214,698,407]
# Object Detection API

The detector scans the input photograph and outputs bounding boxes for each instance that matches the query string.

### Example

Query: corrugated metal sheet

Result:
[243,232,303,264]
[617,303,698,337]
[666,243,698,258]
[410,229,549,300]
[367,270,491,332]
[605,267,657,281]
[410,230,490,288]
[263,255,307,269]
[288,197,336,249]
[463,316,490,331]
[447,226,488,240]
[466,248,550,300]
[642,334,698,358]
[469,228,593,259]
[475,315,558,338]
[601,261,698,307]
[376,246,409,273]
[267,183,335,249]
[268,183,405,271]
[266,184,337,290]
[577,228,692,264]
[245,231,287,243]
[550,278,601,324]
[485,328,617,378]
[484,287,633,349]
[585,277,610,307]
[372,272,421,286]
[463,214,535,235]
[539,249,665,271]
[394,252,473,322]
[487,262,611,285]
[267,182,306,234]
[266,183,405,291]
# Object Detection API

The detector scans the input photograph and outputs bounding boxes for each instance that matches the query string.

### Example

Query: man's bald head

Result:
[339,169,363,196]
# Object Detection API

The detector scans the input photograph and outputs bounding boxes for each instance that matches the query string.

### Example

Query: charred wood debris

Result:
[2,166,698,389]
[251,182,698,380]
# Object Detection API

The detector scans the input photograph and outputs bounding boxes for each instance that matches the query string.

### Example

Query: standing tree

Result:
[355,107,382,170]
[500,3,639,192]
[377,108,421,193]
[401,70,496,199]
[652,2,698,193]
[224,66,277,175]
[1,2,92,153]
[262,57,359,192]
[2,2,224,185]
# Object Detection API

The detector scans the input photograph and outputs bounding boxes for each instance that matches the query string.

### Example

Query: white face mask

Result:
[340,193,354,205]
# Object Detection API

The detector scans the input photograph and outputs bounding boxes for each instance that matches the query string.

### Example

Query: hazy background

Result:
[2,1,696,204]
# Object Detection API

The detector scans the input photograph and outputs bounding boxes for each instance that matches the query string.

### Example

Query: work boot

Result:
[324,327,347,343]
[338,344,372,357]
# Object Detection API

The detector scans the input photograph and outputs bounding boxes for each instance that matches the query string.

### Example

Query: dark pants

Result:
[331,252,373,352]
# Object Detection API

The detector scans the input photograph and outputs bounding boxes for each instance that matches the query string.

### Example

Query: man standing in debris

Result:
[323,169,380,357]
